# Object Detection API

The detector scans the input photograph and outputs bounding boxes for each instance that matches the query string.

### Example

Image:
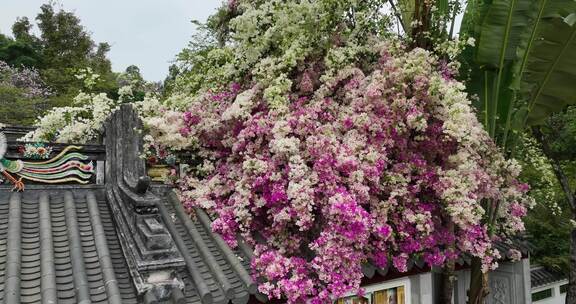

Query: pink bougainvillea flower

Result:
[147,41,533,303]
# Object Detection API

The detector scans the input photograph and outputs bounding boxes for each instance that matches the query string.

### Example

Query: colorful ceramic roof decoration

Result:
[0,132,95,191]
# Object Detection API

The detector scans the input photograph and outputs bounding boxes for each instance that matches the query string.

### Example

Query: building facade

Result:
[530,267,568,304]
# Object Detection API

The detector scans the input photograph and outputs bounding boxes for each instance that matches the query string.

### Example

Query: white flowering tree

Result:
[21,66,160,144]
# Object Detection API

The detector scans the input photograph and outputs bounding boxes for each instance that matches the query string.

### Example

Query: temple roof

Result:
[531,266,567,289]
[0,187,138,304]
[0,185,258,304]
[154,187,257,304]
[0,107,259,304]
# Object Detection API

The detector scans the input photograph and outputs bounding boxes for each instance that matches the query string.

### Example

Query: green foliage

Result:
[174,46,235,97]
[517,13,576,125]
[517,107,576,273]
[0,61,50,125]
[545,107,576,161]
[11,17,39,45]
[161,64,180,97]
[525,201,571,272]
[34,3,118,97]
[116,65,156,101]
[474,0,535,66]
[161,16,234,100]
[0,34,43,68]
[396,0,416,32]
[0,3,141,125]
[460,0,576,151]
[0,85,44,125]
[36,4,94,69]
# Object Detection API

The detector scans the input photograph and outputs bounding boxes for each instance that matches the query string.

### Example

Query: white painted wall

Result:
[409,272,434,304]
[454,258,531,304]
[344,258,531,304]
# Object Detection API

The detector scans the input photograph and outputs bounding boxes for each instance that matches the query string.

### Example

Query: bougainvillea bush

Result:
[150,44,532,304]
[27,0,534,302]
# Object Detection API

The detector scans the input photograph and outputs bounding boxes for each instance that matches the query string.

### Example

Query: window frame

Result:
[337,278,412,304]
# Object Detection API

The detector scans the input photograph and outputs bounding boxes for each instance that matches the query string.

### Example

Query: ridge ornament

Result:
[0,132,94,191]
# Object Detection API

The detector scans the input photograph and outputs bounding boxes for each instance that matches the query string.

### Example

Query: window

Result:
[560,284,569,294]
[335,280,410,304]
[336,295,370,304]
[372,286,405,304]
[531,289,553,302]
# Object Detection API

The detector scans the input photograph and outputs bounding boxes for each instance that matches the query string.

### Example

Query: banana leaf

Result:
[475,0,536,66]
[461,0,576,145]
[395,0,415,33]
[519,12,576,125]
[460,0,538,140]
[436,0,449,16]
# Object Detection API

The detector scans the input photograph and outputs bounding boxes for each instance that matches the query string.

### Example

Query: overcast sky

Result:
[0,1,222,82]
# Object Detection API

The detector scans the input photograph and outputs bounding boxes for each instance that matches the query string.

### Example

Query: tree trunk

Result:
[440,260,456,304]
[440,220,456,304]
[468,257,489,304]
[567,227,576,304]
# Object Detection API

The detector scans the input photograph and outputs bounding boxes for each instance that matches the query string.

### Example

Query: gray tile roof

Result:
[0,188,138,304]
[531,266,567,289]
[0,184,260,304]
[156,189,257,304]
[494,238,531,258]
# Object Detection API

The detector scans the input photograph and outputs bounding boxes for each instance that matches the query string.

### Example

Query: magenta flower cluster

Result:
[164,43,532,303]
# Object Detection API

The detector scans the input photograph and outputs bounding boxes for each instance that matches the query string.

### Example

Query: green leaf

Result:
[520,12,576,125]
[460,0,576,149]
[460,0,489,38]
[436,0,449,16]
[475,0,537,66]
[460,0,539,143]
[396,0,415,33]
[510,106,529,130]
